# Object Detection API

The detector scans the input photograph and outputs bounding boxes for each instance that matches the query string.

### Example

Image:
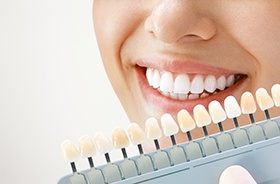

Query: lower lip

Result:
[136,66,246,114]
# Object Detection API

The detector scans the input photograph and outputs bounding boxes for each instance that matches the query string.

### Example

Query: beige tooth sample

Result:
[145,117,162,140]
[271,84,280,106]
[127,123,146,145]
[93,132,114,155]
[241,92,257,114]
[79,135,96,158]
[193,104,211,127]
[208,100,227,123]
[224,96,241,118]
[61,140,79,163]
[160,113,179,136]
[177,109,196,132]
[255,88,274,111]
[112,128,129,149]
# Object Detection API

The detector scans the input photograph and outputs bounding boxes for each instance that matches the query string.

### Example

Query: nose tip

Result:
[144,2,216,43]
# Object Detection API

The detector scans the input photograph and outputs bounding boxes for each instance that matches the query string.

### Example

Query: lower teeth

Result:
[158,89,220,100]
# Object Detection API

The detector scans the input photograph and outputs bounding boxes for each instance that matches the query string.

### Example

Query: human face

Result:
[93,1,280,146]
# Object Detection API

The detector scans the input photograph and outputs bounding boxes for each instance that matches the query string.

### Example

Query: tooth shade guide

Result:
[271,83,280,106]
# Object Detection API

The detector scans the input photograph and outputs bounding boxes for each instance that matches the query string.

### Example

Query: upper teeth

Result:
[146,68,236,99]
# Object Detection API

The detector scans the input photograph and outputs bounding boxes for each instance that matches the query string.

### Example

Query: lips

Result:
[136,57,247,114]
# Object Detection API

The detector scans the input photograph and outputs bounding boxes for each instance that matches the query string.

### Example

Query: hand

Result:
[219,165,257,184]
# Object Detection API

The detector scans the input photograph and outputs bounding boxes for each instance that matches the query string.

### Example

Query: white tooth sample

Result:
[271,84,280,107]
[79,135,96,158]
[204,75,217,93]
[159,72,174,92]
[61,140,79,163]
[93,132,114,155]
[208,100,227,124]
[240,92,257,114]
[224,96,241,118]
[216,76,227,90]
[160,113,179,136]
[174,74,190,94]
[145,117,162,140]
[226,75,235,87]
[112,128,130,149]
[127,123,146,145]
[188,94,199,100]
[255,88,274,111]
[177,109,196,132]
[193,104,212,127]
[146,68,154,86]
[190,74,204,94]
[152,69,160,88]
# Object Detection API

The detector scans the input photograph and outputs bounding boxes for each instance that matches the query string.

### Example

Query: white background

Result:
[0,0,135,183]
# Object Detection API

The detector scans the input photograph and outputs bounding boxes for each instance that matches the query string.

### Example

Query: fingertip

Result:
[219,165,257,184]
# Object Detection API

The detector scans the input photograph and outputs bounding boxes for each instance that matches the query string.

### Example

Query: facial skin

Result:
[93,1,280,151]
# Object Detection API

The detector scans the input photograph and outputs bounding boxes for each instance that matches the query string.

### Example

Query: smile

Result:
[145,68,246,101]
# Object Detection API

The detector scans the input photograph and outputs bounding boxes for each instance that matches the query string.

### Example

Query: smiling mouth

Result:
[145,67,247,101]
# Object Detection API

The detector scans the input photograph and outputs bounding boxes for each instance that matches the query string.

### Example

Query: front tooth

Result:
[177,109,196,132]
[190,74,204,94]
[216,76,226,90]
[188,94,199,100]
[208,100,227,124]
[204,75,217,93]
[93,132,114,155]
[127,123,146,145]
[112,128,130,149]
[146,68,154,86]
[174,74,190,94]
[271,84,280,107]
[255,88,274,111]
[226,75,235,87]
[160,72,173,92]
[240,92,257,114]
[224,96,241,118]
[178,94,188,100]
[170,92,178,100]
[145,117,162,140]
[160,113,179,136]
[193,104,212,127]
[152,69,160,88]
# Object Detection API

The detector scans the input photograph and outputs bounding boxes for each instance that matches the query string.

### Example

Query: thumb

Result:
[219,165,257,184]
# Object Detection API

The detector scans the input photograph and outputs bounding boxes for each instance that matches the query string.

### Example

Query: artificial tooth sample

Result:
[271,84,280,106]
[112,128,139,178]
[161,113,186,165]
[193,104,219,156]
[190,74,204,94]
[208,101,234,151]
[174,74,190,94]
[61,140,87,184]
[160,72,173,92]
[177,109,203,160]
[224,96,250,147]
[94,132,123,183]
[79,136,105,184]
[128,123,154,174]
[241,92,265,143]
[256,88,280,138]
[146,117,171,169]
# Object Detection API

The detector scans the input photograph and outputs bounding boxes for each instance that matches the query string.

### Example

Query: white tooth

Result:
[127,123,146,145]
[255,88,274,111]
[177,109,196,132]
[174,74,190,94]
[152,69,160,88]
[146,68,154,86]
[61,140,79,163]
[190,75,204,94]
[200,92,209,98]
[271,84,280,107]
[178,94,188,100]
[93,132,114,155]
[204,75,217,93]
[216,76,227,90]
[208,100,227,124]
[170,92,178,100]
[159,72,173,92]
[226,75,235,87]
[188,94,199,100]
[160,90,170,97]
[240,92,257,114]
[224,96,241,118]
[193,104,212,127]
[160,114,179,136]
[79,135,97,158]
[145,117,162,140]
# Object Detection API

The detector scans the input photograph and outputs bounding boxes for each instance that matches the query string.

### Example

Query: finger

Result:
[219,165,257,184]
